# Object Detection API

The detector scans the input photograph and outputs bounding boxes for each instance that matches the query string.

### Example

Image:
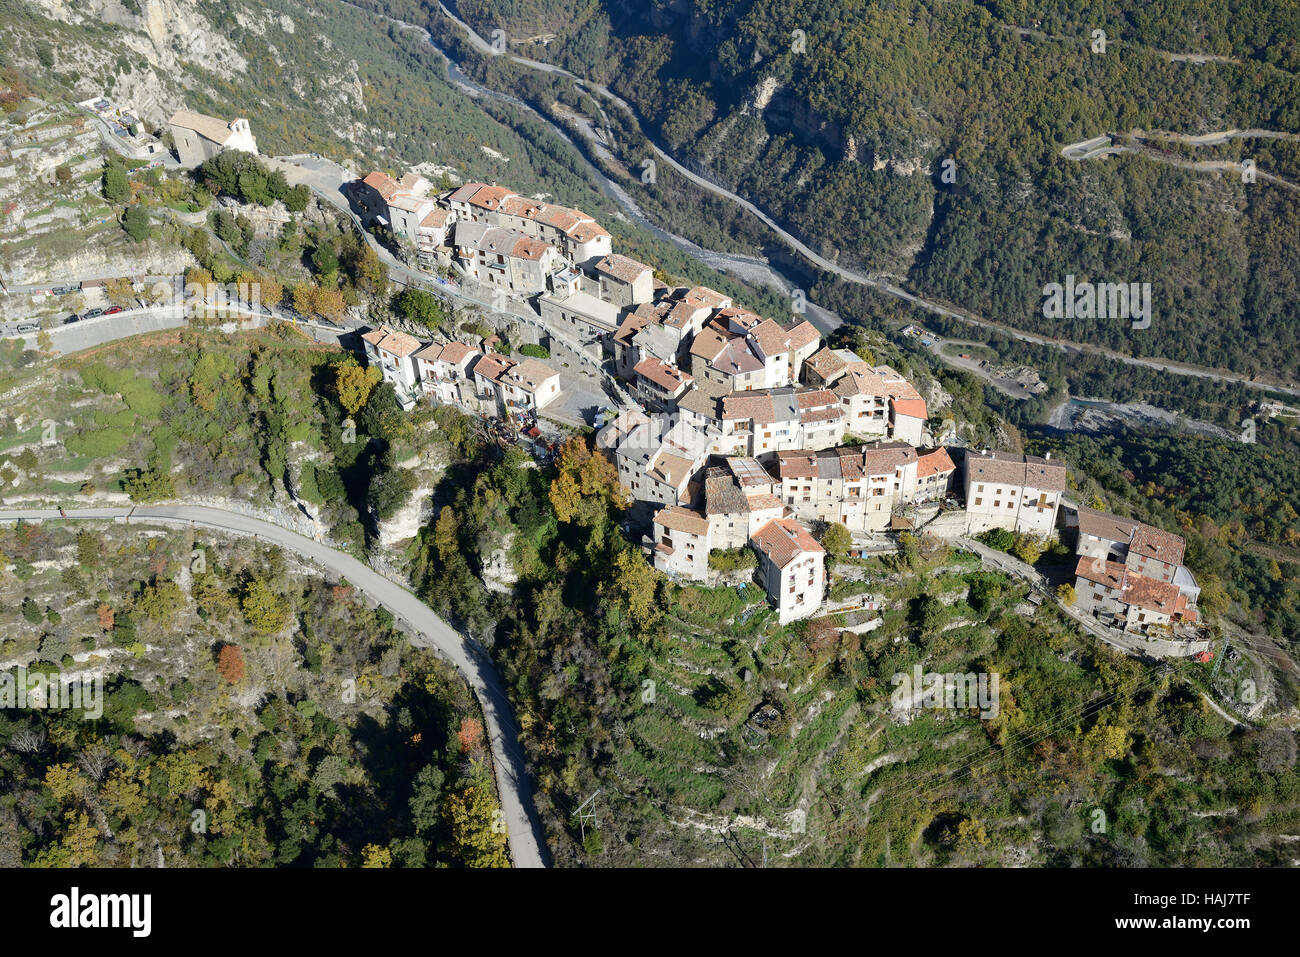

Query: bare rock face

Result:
[747,76,781,114]
[481,535,518,594]
[377,488,432,548]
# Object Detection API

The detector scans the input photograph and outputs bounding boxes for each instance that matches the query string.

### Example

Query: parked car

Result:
[50,285,74,295]
[104,305,124,315]
[15,323,39,334]
[83,307,104,319]
[63,314,81,324]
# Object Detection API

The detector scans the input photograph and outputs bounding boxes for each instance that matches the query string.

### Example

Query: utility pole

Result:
[573,790,599,842]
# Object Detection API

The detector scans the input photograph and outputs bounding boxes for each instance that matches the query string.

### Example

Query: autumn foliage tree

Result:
[604,550,661,631]
[335,359,381,417]
[548,437,629,549]
[217,644,246,684]
[444,785,509,868]
[293,282,346,321]
[457,717,486,758]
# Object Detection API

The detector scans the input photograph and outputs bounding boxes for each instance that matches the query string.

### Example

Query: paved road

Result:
[0,505,550,868]
[14,305,187,352]
[3,292,350,354]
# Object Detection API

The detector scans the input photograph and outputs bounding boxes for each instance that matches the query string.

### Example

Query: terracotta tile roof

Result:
[361,328,387,346]
[465,184,513,211]
[890,397,928,419]
[775,450,819,479]
[836,452,864,481]
[665,298,707,330]
[634,357,693,393]
[861,441,918,476]
[796,388,838,410]
[650,450,698,490]
[503,358,559,391]
[689,325,729,361]
[362,170,400,200]
[717,306,762,332]
[966,450,1067,492]
[510,235,552,261]
[654,505,709,536]
[375,330,422,358]
[1075,506,1185,567]
[684,286,731,309]
[613,312,654,345]
[473,226,531,257]
[677,378,727,418]
[420,208,451,228]
[473,354,514,384]
[500,195,543,218]
[566,221,609,242]
[749,319,791,358]
[806,348,847,380]
[917,447,956,479]
[633,300,676,323]
[800,405,845,425]
[751,517,823,569]
[712,337,764,376]
[1075,556,1127,589]
[722,392,774,424]
[438,341,479,365]
[1129,525,1186,567]
[447,182,487,204]
[1076,506,1139,544]
[596,254,652,284]
[833,365,888,399]
[785,320,820,352]
[1123,573,1183,614]
[746,493,785,512]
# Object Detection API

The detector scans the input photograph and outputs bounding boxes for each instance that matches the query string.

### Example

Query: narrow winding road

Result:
[0,505,550,869]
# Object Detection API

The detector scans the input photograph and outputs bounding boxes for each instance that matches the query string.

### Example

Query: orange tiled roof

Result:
[654,505,709,536]
[751,517,823,569]
[917,447,956,478]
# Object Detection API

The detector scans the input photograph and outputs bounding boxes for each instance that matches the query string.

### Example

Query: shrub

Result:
[708,547,757,573]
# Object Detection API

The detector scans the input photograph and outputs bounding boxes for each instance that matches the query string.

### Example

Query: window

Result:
[974,497,982,506]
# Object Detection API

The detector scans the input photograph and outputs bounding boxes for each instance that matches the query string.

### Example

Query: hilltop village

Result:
[33,96,1207,646]
[344,162,1204,640]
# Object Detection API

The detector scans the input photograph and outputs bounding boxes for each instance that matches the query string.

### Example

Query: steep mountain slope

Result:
[437,0,1300,381]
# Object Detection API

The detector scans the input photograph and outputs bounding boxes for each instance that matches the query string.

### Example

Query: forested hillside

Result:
[438,0,1300,381]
